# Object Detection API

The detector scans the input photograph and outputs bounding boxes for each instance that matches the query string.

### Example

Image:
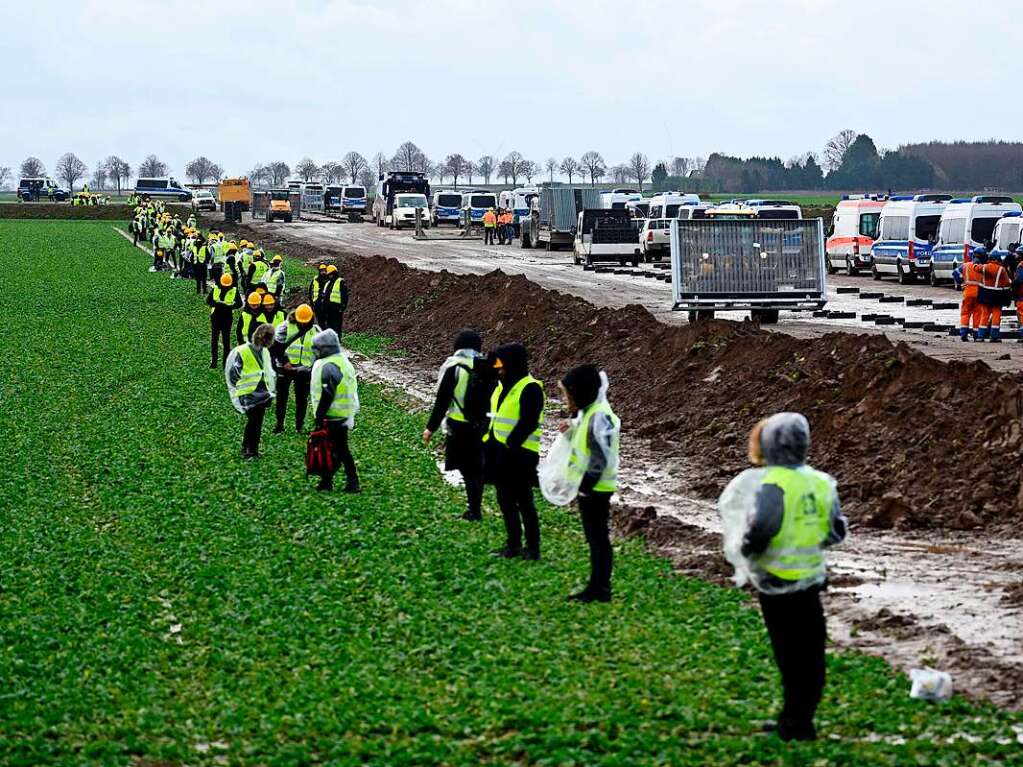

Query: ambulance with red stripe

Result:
[825,195,885,275]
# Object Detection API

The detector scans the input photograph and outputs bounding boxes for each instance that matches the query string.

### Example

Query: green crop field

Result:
[1,220,1021,765]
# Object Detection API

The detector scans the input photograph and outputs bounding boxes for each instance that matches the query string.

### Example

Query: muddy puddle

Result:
[355,350,1023,711]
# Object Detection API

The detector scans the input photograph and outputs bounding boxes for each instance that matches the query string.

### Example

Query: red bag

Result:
[306,428,334,477]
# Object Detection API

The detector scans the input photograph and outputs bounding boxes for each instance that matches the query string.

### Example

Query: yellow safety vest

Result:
[566,400,620,492]
[485,375,544,453]
[311,352,357,419]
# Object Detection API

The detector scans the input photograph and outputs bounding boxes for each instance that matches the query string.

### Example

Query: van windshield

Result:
[970,216,1000,246]
[344,187,365,198]
[757,209,799,220]
[438,194,462,207]
[470,196,495,208]
[396,194,427,208]
[997,222,1021,249]
[913,214,941,242]
[665,204,681,218]
[859,212,880,239]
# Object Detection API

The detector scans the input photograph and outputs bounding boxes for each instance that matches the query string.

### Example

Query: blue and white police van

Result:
[930,196,1021,285]
[992,211,1023,261]
[870,194,950,284]
[461,190,498,225]
[134,176,193,202]
[431,190,464,226]
[499,187,539,235]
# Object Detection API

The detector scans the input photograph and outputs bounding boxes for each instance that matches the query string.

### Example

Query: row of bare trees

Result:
[11,153,224,195]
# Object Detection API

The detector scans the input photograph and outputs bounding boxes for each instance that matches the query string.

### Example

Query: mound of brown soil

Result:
[1,203,135,220]
[213,219,1023,531]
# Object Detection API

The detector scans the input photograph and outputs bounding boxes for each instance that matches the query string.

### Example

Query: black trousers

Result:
[211,318,232,365]
[325,305,344,337]
[495,474,540,552]
[276,370,311,431]
[758,586,826,736]
[579,492,613,594]
[243,403,267,456]
[484,228,495,245]
[322,419,358,489]
[447,421,484,516]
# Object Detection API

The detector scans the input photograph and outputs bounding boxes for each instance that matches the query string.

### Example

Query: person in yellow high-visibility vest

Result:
[739,412,847,742]
[225,323,276,459]
[484,342,544,560]
[482,207,498,245]
[310,329,360,493]
[557,364,620,603]
[271,303,320,434]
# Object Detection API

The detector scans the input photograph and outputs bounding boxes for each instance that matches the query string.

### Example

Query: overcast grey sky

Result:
[4,0,1020,178]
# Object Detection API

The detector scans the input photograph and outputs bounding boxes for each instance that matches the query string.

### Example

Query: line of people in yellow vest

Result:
[128,203,847,743]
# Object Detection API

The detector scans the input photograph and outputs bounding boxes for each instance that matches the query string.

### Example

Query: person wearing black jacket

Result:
[205,273,243,368]
[270,304,319,434]
[423,330,490,521]
[310,329,360,493]
[485,343,545,560]
[559,364,620,603]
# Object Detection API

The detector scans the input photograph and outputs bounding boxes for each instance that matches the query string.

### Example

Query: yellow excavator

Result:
[266,189,293,223]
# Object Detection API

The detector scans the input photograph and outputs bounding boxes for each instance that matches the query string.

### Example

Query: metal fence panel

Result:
[670,219,826,311]
[301,191,324,213]
[251,191,269,220]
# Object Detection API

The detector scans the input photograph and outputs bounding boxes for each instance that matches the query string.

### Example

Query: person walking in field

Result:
[423,330,493,521]
[310,329,361,493]
[206,273,242,369]
[485,343,545,560]
[557,364,620,603]
[237,292,264,346]
[225,323,276,460]
[733,412,847,742]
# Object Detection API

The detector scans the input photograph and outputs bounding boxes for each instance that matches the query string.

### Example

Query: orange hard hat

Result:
[295,304,314,323]
[261,294,276,307]
[246,292,262,308]
[219,274,233,288]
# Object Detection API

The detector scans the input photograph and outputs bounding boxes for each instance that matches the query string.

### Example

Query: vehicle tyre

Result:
[846,259,858,277]
[284,214,292,223]
[871,264,882,280]
[520,228,531,248]
[632,256,640,267]
[619,258,627,267]
[266,211,272,223]
[930,269,940,287]
[688,310,715,323]
[826,260,837,275]
[179,194,190,203]
[586,253,594,266]
[897,263,913,285]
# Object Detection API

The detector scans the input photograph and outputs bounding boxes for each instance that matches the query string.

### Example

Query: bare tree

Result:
[521,160,537,184]
[691,156,707,176]
[103,156,132,194]
[185,156,218,184]
[477,155,495,184]
[249,163,271,188]
[55,152,88,194]
[444,153,469,187]
[559,156,580,184]
[371,152,389,179]
[138,154,168,178]
[321,161,343,184]
[823,129,858,172]
[0,166,11,190]
[611,164,629,184]
[268,161,291,186]
[358,167,376,190]
[434,164,447,185]
[340,151,368,183]
[91,161,108,190]
[579,151,606,186]
[544,157,557,182]
[497,160,511,184]
[20,157,46,178]
[211,163,224,182]
[668,157,690,177]
[628,152,650,190]
[392,141,428,172]
[295,157,320,181]
[466,161,477,185]
[501,151,524,185]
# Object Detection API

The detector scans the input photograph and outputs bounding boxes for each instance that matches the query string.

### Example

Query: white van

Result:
[339,185,367,214]
[930,196,1021,284]
[647,192,701,219]
[390,191,431,230]
[498,187,539,230]
[746,199,802,220]
[871,194,951,283]
[462,191,498,226]
[134,176,192,201]
[675,201,710,220]
[600,189,642,210]
[432,190,464,226]
[626,199,650,219]
[826,196,885,275]
[992,212,1023,261]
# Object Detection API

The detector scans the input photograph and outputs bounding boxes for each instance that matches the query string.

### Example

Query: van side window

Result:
[880,216,909,240]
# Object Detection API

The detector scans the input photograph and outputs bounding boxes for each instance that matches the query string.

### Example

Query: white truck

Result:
[573,208,641,266]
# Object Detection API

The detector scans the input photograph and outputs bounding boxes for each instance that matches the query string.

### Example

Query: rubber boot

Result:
[976,327,988,341]
[991,327,1002,343]
[959,327,970,341]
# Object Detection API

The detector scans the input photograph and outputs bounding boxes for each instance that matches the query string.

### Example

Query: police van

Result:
[17,177,68,201]
[462,190,498,225]
[134,176,192,201]
[432,190,464,226]
[745,199,802,220]
[498,187,539,234]
[826,195,885,275]
[929,196,1021,285]
[992,211,1023,261]
[599,188,642,210]
[870,194,950,283]
[647,192,701,219]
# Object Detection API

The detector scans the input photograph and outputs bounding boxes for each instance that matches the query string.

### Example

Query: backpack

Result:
[306,428,334,477]
[453,362,496,429]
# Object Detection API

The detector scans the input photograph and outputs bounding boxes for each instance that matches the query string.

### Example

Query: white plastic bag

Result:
[909,668,953,702]
[539,429,582,506]
[717,467,766,588]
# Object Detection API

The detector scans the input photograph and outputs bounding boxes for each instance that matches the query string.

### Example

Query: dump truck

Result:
[520,185,601,250]
[266,189,293,223]
[670,218,826,324]
[573,209,641,266]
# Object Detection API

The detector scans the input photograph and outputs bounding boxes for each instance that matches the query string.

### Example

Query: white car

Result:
[390,193,431,230]
[640,218,672,261]
[192,189,217,212]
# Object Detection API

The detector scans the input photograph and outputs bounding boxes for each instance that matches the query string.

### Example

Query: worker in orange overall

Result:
[959,247,987,341]
[482,208,498,245]
[1012,246,1023,344]
[977,249,1011,342]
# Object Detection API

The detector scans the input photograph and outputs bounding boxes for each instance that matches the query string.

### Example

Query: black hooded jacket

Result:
[490,344,543,453]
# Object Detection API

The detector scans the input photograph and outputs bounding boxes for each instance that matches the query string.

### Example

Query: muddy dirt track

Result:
[203,215,1023,708]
